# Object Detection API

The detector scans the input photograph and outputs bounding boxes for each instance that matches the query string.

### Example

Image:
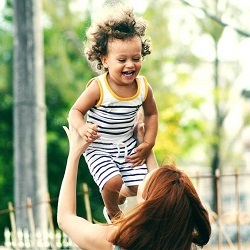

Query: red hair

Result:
[109,164,211,250]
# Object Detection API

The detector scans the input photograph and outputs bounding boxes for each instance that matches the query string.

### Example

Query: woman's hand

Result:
[127,110,147,167]
[133,110,145,145]
[63,122,92,156]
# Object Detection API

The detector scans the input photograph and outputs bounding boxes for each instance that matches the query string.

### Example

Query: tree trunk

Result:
[210,36,222,213]
[13,0,48,231]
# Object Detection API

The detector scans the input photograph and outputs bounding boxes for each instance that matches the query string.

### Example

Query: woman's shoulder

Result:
[66,220,116,250]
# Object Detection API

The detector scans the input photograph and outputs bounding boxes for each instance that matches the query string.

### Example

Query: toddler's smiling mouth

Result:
[122,70,135,76]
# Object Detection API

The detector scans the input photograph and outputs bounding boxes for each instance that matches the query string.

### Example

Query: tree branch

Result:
[178,0,250,37]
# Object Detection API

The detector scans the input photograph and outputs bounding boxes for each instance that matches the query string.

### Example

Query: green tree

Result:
[0,0,14,243]
[175,0,250,212]
[137,0,250,215]
[141,1,208,163]
[1,0,248,243]
[43,0,104,225]
[0,1,104,242]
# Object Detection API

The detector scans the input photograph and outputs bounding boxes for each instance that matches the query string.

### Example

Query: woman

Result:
[57,123,211,250]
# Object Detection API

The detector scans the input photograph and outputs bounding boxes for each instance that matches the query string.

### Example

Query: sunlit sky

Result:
[71,0,147,13]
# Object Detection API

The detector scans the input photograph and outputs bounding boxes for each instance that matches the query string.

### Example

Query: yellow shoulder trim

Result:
[142,76,149,101]
[86,77,103,107]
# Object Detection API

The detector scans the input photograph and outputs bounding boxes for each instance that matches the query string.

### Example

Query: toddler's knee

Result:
[104,175,123,191]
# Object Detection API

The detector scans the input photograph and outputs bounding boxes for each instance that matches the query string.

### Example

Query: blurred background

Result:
[0,0,250,248]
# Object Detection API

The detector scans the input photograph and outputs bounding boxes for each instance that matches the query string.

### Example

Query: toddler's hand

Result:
[78,123,100,143]
[63,123,90,155]
[126,142,151,167]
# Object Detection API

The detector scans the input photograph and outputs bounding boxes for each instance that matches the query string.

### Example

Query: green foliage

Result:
[0,1,105,242]
[0,2,13,242]
[139,1,171,89]
[139,1,208,164]
[2,0,246,242]
[154,89,207,162]
[43,0,104,224]
[0,1,206,242]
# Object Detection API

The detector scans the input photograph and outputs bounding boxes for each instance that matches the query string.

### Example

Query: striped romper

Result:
[83,72,149,192]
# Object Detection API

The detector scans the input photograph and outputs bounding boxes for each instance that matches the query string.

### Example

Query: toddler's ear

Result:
[100,55,108,68]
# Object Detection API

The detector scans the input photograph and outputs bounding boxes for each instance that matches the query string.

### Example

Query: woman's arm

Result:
[146,149,159,172]
[57,124,114,250]
[57,125,84,229]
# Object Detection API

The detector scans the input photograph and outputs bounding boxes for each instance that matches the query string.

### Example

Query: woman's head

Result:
[84,7,151,72]
[111,164,211,250]
[142,165,211,245]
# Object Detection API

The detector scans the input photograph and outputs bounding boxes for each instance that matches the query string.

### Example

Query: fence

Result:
[191,168,250,250]
[0,183,92,250]
[1,172,250,249]
[4,228,79,249]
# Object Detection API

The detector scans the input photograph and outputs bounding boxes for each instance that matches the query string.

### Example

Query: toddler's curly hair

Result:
[84,7,151,72]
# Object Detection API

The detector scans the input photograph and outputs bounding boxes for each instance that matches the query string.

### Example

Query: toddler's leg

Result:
[101,175,123,219]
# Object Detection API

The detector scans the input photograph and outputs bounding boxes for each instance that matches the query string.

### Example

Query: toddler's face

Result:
[101,36,142,85]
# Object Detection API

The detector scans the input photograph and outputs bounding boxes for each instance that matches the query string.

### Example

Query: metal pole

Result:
[235,169,241,250]
[216,169,222,250]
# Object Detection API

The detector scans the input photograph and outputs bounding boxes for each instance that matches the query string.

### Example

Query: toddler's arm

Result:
[68,80,100,143]
[126,86,158,167]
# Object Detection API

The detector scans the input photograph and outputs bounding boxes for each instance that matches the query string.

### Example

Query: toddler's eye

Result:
[133,57,141,62]
[118,59,126,62]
